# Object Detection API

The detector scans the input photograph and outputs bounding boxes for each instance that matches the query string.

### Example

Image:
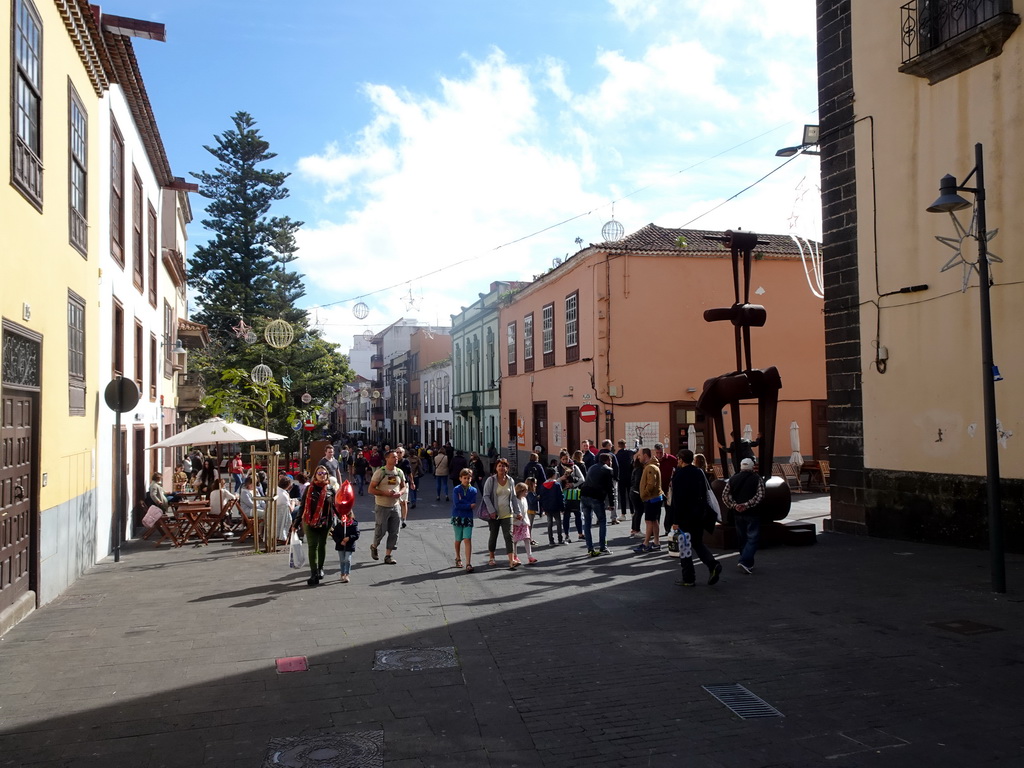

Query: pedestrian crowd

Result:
[294,437,768,590]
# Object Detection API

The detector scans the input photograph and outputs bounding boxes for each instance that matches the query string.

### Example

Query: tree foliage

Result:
[186,112,352,445]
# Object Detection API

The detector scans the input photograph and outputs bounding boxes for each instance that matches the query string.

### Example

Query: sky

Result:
[132,0,821,348]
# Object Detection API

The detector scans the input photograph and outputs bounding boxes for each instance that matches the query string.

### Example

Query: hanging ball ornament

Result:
[264,319,295,349]
[362,329,374,342]
[353,302,370,320]
[250,364,273,385]
[301,392,312,404]
[601,219,625,242]
[244,330,258,344]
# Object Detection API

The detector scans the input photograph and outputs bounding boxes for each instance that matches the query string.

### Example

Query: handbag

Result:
[704,474,722,524]
[564,488,581,501]
[142,505,164,529]
[288,531,307,569]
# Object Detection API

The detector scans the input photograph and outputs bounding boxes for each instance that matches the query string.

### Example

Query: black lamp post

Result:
[926,142,1004,593]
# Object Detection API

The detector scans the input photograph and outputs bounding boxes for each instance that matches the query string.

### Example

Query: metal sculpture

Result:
[696,230,790,518]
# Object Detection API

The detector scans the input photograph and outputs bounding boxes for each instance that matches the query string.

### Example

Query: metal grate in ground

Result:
[263,731,384,767]
[702,683,784,719]
[372,646,458,672]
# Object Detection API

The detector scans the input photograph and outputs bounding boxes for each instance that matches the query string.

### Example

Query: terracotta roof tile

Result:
[588,223,814,258]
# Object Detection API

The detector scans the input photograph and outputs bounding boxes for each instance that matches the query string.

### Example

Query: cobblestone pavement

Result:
[1,492,1022,767]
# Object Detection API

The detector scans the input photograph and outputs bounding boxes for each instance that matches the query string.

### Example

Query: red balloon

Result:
[335,480,355,514]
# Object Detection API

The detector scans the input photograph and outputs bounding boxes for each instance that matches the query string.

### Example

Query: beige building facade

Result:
[498,226,827,472]
[817,1,1023,548]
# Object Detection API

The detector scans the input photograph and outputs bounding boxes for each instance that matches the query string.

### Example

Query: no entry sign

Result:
[579,404,598,423]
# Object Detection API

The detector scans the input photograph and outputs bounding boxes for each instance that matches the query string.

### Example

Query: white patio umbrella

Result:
[742,423,753,442]
[149,417,287,449]
[789,421,803,466]
[687,424,697,451]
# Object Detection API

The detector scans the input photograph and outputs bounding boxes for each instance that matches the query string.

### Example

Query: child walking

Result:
[331,481,359,583]
[451,468,478,573]
[525,477,540,546]
[539,467,566,546]
[511,482,536,565]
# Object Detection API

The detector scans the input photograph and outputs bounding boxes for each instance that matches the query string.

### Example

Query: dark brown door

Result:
[133,427,146,530]
[565,407,579,456]
[532,401,547,455]
[811,400,829,459]
[1,392,35,614]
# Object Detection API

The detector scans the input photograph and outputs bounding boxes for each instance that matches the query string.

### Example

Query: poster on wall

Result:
[624,421,660,449]
[553,421,562,447]
[516,417,526,449]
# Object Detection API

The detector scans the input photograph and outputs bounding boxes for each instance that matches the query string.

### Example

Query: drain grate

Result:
[263,731,383,767]
[372,646,458,672]
[703,683,784,719]
[930,619,1003,636]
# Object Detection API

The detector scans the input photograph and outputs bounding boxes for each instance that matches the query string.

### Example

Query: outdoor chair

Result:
[781,463,805,492]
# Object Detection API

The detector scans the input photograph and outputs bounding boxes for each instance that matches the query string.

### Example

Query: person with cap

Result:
[722,457,766,574]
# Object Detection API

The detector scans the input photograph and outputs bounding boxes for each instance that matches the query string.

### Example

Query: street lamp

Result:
[926,142,1004,593]
[775,124,821,157]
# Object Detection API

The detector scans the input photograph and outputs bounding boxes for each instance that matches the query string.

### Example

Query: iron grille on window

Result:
[901,0,1015,63]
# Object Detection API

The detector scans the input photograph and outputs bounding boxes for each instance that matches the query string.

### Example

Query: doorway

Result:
[0,389,38,616]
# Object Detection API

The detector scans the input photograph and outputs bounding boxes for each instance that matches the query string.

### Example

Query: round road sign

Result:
[579,404,599,423]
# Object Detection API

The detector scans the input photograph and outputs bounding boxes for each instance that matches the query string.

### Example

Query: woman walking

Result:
[300,466,335,586]
[482,457,516,568]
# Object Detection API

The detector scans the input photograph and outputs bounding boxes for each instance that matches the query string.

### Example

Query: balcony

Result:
[370,354,384,369]
[900,0,1020,84]
[176,372,205,411]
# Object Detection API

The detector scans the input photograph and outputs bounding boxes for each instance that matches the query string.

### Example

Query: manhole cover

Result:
[372,647,458,672]
[703,683,784,719]
[263,731,383,767]
[930,620,1003,636]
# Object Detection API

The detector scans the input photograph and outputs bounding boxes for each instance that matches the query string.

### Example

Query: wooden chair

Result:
[818,460,831,492]
[202,498,238,540]
[712,464,724,480]
[237,505,264,545]
[781,463,804,492]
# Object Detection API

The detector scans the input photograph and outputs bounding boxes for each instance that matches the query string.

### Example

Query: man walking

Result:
[369,450,407,565]
[614,439,634,523]
[670,450,722,586]
[396,447,415,528]
[580,453,615,557]
[654,442,677,535]
[633,448,663,552]
[722,457,766,573]
[317,445,343,485]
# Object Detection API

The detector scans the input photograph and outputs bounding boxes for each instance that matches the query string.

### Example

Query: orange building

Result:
[498,225,827,471]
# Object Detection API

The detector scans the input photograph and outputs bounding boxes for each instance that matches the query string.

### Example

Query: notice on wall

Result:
[552,421,563,447]
[516,416,526,449]
[624,421,660,450]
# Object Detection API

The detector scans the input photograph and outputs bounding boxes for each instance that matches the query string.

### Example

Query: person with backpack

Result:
[539,466,566,546]
[353,453,369,496]
[433,449,450,503]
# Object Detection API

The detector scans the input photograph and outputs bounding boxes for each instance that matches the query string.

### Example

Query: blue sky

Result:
[133,0,821,347]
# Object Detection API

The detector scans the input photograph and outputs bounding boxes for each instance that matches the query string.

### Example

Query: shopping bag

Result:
[288,531,307,569]
[142,505,164,528]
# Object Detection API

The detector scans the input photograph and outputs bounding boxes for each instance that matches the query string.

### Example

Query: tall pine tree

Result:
[186,112,352,443]
[189,111,305,342]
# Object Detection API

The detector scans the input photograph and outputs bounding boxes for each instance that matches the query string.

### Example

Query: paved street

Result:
[1,492,1022,767]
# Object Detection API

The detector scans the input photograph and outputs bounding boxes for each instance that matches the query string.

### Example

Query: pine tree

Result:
[188,111,305,342]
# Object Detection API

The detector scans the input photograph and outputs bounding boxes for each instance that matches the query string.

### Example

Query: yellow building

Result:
[0,0,108,630]
[817,2,1023,552]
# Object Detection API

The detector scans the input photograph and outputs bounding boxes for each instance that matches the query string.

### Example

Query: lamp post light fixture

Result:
[926,142,1004,593]
[775,124,821,157]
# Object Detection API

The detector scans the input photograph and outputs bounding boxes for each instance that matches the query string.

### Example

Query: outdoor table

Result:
[172,501,212,545]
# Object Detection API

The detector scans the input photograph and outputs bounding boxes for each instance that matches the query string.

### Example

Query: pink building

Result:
[498,225,827,471]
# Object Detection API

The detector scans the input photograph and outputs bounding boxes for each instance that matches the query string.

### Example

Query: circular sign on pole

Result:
[103,377,140,413]
[303,420,315,431]
[579,404,599,423]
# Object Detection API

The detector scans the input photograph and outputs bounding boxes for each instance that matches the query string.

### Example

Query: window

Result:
[443,375,450,411]
[68,291,86,415]
[134,320,144,392]
[163,301,174,378]
[507,321,517,376]
[13,0,43,205]
[486,328,495,386]
[454,344,462,392]
[149,334,157,400]
[132,169,144,290]
[523,313,534,372]
[147,203,158,305]
[68,84,87,254]
[565,291,579,363]
[112,300,124,376]
[542,303,555,367]
[110,121,125,264]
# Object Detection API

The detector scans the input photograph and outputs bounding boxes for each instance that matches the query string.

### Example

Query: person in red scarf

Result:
[300,466,335,586]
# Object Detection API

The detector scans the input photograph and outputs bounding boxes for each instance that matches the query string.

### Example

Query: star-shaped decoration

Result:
[231,319,251,338]
[281,375,293,389]
[935,205,1001,293]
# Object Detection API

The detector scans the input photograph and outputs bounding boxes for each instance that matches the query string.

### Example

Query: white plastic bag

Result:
[288,531,307,569]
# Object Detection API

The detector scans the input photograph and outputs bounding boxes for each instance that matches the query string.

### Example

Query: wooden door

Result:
[1,392,35,614]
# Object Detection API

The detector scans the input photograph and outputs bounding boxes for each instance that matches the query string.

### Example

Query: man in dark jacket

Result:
[670,450,722,586]
[614,439,634,523]
[580,453,615,556]
[521,453,547,486]
[722,457,765,574]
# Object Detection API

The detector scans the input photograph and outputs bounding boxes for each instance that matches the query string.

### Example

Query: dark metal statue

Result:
[697,230,790,519]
